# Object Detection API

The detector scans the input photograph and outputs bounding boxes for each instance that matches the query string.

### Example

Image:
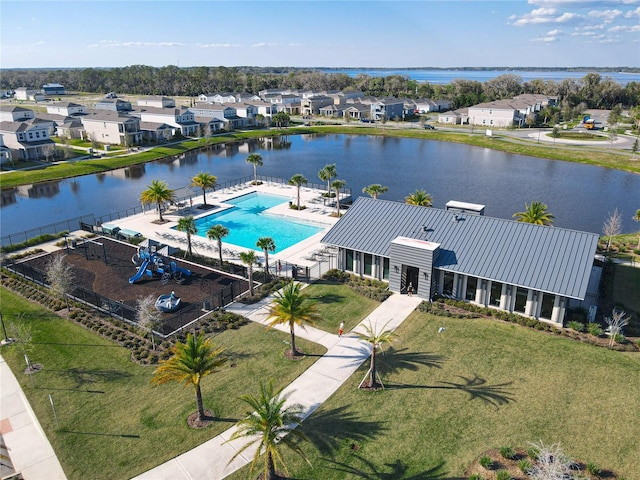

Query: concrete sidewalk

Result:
[0,355,67,480]
[134,292,422,480]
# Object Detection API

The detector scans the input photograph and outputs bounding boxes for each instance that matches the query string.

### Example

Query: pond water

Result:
[1,134,639,241]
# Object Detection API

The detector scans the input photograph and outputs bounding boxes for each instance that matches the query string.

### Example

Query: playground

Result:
[19,237,250,332]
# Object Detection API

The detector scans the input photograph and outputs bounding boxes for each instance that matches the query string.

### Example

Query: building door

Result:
[403,266,420,294]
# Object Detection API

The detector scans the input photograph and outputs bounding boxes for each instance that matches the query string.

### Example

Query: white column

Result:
[551,295,566,325]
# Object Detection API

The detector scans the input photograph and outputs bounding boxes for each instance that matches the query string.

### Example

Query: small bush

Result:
[586,462,601,475]
[479,455,493,469]
[495,470,511,480]
[518,459,532,473]
[588,322,603,336]
[613,333,626,344]
[500,446,515,459]
[468,475,484,480]
[567,320,584,332]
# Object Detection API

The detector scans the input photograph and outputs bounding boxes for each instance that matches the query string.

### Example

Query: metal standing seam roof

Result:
[321,197,600,300]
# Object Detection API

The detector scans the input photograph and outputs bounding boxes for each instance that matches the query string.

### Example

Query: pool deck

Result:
[99,182,342,270]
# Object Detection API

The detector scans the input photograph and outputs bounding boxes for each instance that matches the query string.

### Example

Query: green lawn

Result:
[613,265,640,319]
[0,287,326,480]
[227,309,640,480]
[301,281,381,334]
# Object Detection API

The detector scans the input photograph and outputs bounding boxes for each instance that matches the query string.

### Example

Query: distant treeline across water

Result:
[1,66,638,109]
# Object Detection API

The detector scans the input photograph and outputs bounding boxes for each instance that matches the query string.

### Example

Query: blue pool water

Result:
[191,192,324,253]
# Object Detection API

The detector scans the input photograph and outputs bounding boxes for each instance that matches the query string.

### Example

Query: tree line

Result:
[1,66,638,111]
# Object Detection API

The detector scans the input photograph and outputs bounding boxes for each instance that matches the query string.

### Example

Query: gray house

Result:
[321,197,599,326]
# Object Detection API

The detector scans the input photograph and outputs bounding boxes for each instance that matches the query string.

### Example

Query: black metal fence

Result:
[1,214,96,247]
[4,257,246,339]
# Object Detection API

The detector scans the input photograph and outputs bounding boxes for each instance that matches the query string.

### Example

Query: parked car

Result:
[423,124,435,130]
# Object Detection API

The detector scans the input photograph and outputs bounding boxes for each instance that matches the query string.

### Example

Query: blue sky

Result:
[1,0,639,68]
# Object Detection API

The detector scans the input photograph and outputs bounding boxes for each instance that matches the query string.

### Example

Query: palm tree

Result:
[151,332,226,423]
[405,189,433,207]
[227,379,310,480]
[140,179,176,222]
[176,216,197,257]
[331,179,346,217]
[633,209,640,249]
[246,153,263,185]
[267,280,320,357]
[190,172,217,206]
[362,184,388,199]
[318,163,337,197]
[256,237,276,279]
[207,224,229,266]
[355,320,397,389]
[513,201,555,226]
[288,173,308,209]
[240,250,259,296]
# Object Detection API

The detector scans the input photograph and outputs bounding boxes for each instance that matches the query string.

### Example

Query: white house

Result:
[46,102,87,117]
[0,106,35,122]
[94,98,133,112]
[14,87,44,102]
[467,100,525,128]
[0,121,55,160]
[137,96,176,108]
[138,107,199,136]
[189,104,246,129]
[81,111,141,145]
[0,134,12,165]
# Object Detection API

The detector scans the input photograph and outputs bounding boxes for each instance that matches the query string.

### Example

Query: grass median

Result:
[226,306,640,480]
[0,287,326,480]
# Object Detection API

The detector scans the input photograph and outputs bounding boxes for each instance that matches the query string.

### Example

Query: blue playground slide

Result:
[170,262,191,277]
[128,258,150,284]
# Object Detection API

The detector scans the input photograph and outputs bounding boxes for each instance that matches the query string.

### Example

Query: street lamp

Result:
[0,310,13,345]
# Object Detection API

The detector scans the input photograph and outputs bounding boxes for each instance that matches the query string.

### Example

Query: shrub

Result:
[500,446,515,459]
[586,462,601,475]
[479,455,493,469]
[567,320,584,332]
[588,322,603,336]
[518,459,532,473]
[495,470,511,480]
[527,447,540,460]
[613,333,626,344]
[468,475,484,480]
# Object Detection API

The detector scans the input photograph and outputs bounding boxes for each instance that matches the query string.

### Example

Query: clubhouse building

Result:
[321,197,599,325]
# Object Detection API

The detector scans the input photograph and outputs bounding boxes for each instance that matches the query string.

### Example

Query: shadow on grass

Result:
[377,348,446,374]
[59,430,140,439]
[318,456,454,480]
[307,293,346,305]
[297,406,388,456]
[42,368,133,387]
[386,374,515,409]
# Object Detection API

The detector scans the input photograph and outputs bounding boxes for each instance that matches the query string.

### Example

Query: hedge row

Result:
[322,269,392,302]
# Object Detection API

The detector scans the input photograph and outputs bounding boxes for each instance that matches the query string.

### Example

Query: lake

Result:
[319,69,640,85]
[1,134,639,243]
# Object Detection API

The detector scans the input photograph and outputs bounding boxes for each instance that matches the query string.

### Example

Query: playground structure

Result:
[129,245,192,285]
[155,291,181,312]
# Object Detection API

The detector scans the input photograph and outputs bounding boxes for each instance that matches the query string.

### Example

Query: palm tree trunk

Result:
[264,251,270,280]
[266,451,276,480]
[335,188,340,216]
[202,188,207,205]
[369,346,377,387]
[290,324,297,355]
[157,202,164,221]
[254,165,257,184]
[248,266,254,296]
[195,383,205,421]
[218,241,223,266]
[297,186,301,209]
[187,233,192,257]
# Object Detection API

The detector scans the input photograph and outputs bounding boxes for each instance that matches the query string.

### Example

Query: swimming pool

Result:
[191,192,324,253]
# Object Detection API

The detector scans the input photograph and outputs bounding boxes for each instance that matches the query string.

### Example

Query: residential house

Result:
[137,96,176,108]
[139,121,175,143]
[94,98,133,112]
[245,100,278,120]
[193,116,225,135]
[0,134,12,165]
[56,118,84,139]
[321,197,599,326]
[42,83,65,95]
[14,87,44,102]
[467,100,526,128]
[319,104,347,118]
[370,97,405,121]
[80,110,141,145]
[0,106,35,122]
[188,104,246,129]
[198,92,258,103]
[412,98,452,114]
[221,102,258,124]
[343,103,371,121]
[438,109,466,125]
[0,121,55,160]
[137,107,199,136]
[301,95,334,115]
[46,102,87,116]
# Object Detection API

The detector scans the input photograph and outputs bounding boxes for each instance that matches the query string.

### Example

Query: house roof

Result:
[81,110,138,123]
[321,197,599,299]
[0,106,34,113]
[48,102,84,108]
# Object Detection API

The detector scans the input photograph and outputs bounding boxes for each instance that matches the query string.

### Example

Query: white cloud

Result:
[547,28,562,34]
[532,35,559,42]
[198,43,241,48]
[625,6,640,16]
[608,23,640,31]
[90,40,187,48]
[512,8,582,25]
[588,8,623,21]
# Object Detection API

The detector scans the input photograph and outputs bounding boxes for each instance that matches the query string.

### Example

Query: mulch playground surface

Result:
[21,237,250,318]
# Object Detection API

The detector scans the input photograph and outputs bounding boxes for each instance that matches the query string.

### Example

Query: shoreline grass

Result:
[1,125,637,189]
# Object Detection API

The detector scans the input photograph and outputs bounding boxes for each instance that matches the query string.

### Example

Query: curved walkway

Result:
[134,292,422,480]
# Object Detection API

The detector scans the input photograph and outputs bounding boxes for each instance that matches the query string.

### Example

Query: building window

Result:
[490,281,502,306]
[383,258,389,280]
[465,276,478,301]
[363,253,373,276]
[443,272,455,296]
[345,249,354,272]
[514,287,528,313]
[540,293,554,319]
